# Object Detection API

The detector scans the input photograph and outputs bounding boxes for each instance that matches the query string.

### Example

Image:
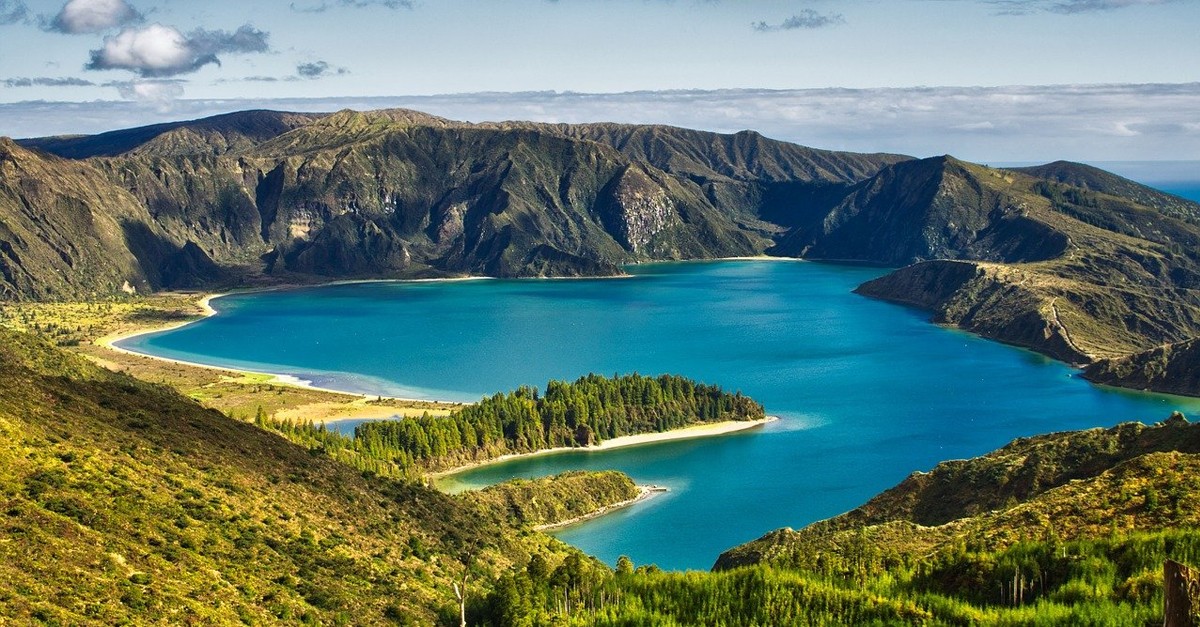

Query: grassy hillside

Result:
[716,414,1200,572]
[851,157,1200,376]
[0,325,589,624]
[468,471,642,530]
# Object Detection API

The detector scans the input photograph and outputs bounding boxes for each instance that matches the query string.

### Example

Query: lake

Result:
[119,259,1200,570]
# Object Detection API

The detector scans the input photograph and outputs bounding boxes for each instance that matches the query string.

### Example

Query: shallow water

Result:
[120,260,1200,570]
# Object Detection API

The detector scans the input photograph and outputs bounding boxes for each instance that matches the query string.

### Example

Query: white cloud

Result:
[50,0,140,34]
[86,23,270,77]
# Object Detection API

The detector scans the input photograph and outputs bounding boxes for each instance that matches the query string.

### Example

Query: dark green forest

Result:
[257,373,765,476]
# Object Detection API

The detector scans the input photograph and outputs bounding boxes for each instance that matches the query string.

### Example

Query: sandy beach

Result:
[95,292,455,407]
[434,416,779,481]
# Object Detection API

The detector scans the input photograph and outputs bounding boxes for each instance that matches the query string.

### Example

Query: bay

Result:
[119,260,1200,570]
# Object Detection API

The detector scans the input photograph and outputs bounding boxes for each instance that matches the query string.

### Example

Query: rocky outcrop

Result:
[1085,339,1200,396]
[855,261,1091,364]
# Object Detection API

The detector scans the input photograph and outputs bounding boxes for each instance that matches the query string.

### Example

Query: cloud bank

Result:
[984,0,1183,14]
[1,84,1197,163]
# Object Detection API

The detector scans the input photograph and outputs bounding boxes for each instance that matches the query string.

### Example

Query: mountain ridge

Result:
[7,108,1200,395]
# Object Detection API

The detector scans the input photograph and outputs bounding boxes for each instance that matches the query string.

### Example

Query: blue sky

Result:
[0,0,1197,162]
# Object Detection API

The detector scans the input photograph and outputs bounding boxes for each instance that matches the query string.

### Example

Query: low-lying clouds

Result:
[289,0,413,13]
[85,23,270,77]
[753,10,845,32]
[2,83,1197,163]
[3,76,96,87]
[113,79,183,110]
[296,61,347,78]
[49,0,141,34]
[983,0,1182,14]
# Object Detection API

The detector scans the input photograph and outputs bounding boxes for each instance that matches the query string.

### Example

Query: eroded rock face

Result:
[599,166,680,254]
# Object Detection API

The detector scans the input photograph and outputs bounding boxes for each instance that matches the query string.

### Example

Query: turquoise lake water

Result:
[119,260,1200,570]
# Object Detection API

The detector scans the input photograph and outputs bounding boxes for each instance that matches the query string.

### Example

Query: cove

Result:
[118,260,1200,570]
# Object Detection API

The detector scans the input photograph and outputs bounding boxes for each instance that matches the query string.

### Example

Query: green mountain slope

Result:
[0,326,586,624]
[1013,160,1200,221]
[850,158,1200,369]
[19,110,326,159]
[9,109,907,286]
[714,414,1200,572]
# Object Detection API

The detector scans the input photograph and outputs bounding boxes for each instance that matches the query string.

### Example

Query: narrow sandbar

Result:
[534,485,669,532]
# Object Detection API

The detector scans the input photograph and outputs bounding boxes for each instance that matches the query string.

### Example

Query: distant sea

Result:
[119,260,1200,570]
[1157,183,1200,204]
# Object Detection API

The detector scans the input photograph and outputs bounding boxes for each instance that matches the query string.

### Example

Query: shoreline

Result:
[432,416,779,482]
[534,485,669,532]
[95,292,465,406]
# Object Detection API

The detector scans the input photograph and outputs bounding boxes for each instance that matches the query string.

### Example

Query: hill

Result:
[851,157,1200,369]
[714,414,1200,572]
[7,109,905,291]
[0,325,596,624]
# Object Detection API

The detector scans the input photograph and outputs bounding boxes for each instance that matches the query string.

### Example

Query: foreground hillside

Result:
[0,325,586,624]
[717,414,1200,571]
[6,315,1200,624]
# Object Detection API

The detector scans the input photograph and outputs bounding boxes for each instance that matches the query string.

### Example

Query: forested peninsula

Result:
[258,373,766,476]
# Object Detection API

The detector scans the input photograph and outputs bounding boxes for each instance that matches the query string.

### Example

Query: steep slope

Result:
[845,157,1200,369]
[773,156,1071,265]
[1014,160,1200,222]
[0,325,582,624]
[1085,339,1200,395]
[0,138,222,299]
[715,414,1200,572]
[6,109,904,289]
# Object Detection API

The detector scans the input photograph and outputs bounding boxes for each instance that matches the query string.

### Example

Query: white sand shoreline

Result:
[433,416,779,481]
[534,485,669,532]
[96,291,461,405]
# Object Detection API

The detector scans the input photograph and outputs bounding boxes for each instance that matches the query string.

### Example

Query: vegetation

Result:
[0,325,596,624]
[470,529,1197,626]
[257,373,764,476]
[469,471,642,529]
[463,416,1200,626]
[717,414,1200,570]
[5,308,1200,624]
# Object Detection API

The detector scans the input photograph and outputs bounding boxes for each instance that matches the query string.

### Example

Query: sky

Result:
[0,0,1198,163]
